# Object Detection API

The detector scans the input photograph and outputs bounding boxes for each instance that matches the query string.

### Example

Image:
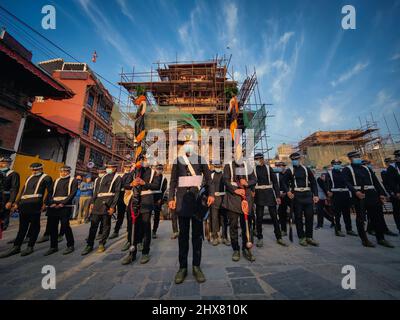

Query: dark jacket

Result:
[47,176,78,216]
[91,172,122,215]
[286,165,318,204]
[139,167,162,213]
[16,173,53,214]
[222,161,257,214]
[254,165,280,206]
[154,174,168,203]
[275,171,289,194]
[326,169,351,204]
[168,154,214,217]
[385,162,400,195]
[3,169,20,204]
[211,171,225,209]
[120,172,134,197]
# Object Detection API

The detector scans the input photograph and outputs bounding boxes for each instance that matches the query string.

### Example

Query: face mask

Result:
[98,173,105,178]
[333,164,342,170]
[367,164,373,169]
[124,169,130,173]
[183,144,194,154]
[32,172,42,177]
[292,160,299,167]
[273,167,282,173]
[106,168,113,174]
[352,158,362,165]
[0,167,9,172]
[214,168,222,173]
[254,160,262,166]
[142,161,149,168]
[156,170,163,175]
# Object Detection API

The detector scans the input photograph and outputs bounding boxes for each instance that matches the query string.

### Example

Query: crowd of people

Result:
[0,145,399,285]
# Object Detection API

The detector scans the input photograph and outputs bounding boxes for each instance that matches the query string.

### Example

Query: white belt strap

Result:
[53,196,68,201]
[331,188,349,192]
[22,173,48,199]
[97,192,115,197]
[215,191,225,196]
[21,194,43,200]
[255,184,273,190]
[294,187,311,192]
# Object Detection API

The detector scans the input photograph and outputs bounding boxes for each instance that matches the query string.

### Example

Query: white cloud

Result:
[318,96,341,125]
[294,117,304,127]
[331,61,369,87]
[275,32,294,49]
[373,89,400,112]
[116,0,135,23]
[390,52,400,61]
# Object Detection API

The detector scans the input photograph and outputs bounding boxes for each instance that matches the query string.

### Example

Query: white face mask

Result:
[124,169,131,173]
[142,161,149,168]
[255,160,262,166]
[106,168,114,174]
[98,173,105,178]
[32,171,42,177]
[214,168,222,173]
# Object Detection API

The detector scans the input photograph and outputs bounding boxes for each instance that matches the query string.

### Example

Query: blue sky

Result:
[1,0,400,153]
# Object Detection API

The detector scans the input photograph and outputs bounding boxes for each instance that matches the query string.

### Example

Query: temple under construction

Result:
[115,56,271,164]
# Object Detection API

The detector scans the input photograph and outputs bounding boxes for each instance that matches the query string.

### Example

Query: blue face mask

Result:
[273,167,282,173]
[367,164,373,169]
[292,160,299,167]
[333,164,342,170]
[183,144,194,154]
[0,167,9,172]
[352,158,362,165]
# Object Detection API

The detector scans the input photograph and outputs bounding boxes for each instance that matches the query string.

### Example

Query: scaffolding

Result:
[114,56,270,164]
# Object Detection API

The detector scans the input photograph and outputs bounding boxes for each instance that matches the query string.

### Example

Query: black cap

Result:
[156,163,164,169]
[384,157,393,163]
[97,166,106,171]
[347,151,361,158]
[0,157,12,163]
[289,152,301,160]
[105,161,118,167]
[394,150,400,157]
[254,153,264,160]
[362,159,370,165]
[331,159,342,165]
[60,165,71,171]
[29,162,43,170]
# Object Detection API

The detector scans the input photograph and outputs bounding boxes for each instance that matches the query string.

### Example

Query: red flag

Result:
[92,50,98,63]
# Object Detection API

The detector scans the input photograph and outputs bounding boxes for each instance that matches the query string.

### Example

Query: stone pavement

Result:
[0,215,400,300]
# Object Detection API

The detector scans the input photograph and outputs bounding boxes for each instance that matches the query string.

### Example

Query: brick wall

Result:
[0,105,23,150]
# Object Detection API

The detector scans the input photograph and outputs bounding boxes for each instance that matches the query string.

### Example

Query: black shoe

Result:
[362,240,375,248]
[232,250,240,262]
[152,231,157,239]
[81,245,93,255]
[384,230,398,237]
[121,241,131,252]
[367,230,376,236]
[109,232,119,239]
[378,239,395,248]
[21,246,34,257]
[22,237,30,244]
[335,230,345,237]
[36,235,49,243]
[242,249,256,262]
[192,266,206,283]
[175,268,188,284]
[0,246,21,258]
[63,246,74,255]
[44,248,58,256]
[121,252,136,265]
[346,230,358,236]
[57,235,63,243]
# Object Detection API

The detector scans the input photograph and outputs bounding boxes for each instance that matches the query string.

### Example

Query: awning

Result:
[28,112,78,138]
[0,41,74,99]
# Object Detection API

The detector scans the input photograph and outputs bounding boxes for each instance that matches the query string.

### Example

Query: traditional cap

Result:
[331,159,342,165]
[254,153,264,160]
[105,161,118,167]
[60,165,71,171]
[29,162,43,170]
[97,166,106,171]
[361,159,370,165]
[394,150,400,157]
[289,152,301,160]
[156,163,164,169]
[384,157,393,163]
[0,157,12,163]
[347,151,361,158]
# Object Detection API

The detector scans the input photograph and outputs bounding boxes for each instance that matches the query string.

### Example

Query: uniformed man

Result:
[94,166,106,240]
[81,161,122,255]
[222,147,257,262]
[109,163,134,239]
[381,158,393,193]
[275,161,290,236]
[44,166,78,256]
[315,173,335,229]
[385,150,400,234]
[168,140,215,284]
[210,162,229,246]
[326,159,357,237]
[0,163,52,258]
[0,157,20,231]
[121,156,161,264]
[363,159,397,237]
[286,153,319,246]
[342,151,394,248]
[254,154,287,247]
[152,163,167,239]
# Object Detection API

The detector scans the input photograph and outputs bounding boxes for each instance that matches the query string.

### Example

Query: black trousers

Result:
[210,206,221,237]
[178,215,202,268]
[316,200,334,227]
[153,203,162,233]
[171,209,179,234]
[48,212,74,249]
[332,198,353,232]
[137,211,151,254]
[14,211,41,247]
[278,196,290,232]
[227,210,252,251]
[293,201,314,239]
[353,198,385,242]
[256,205,281,240]
[391,197,400,232]
[113,197,127,234]
[87,214,111,247]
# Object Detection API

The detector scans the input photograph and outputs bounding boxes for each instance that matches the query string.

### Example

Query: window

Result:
[90,149,105,167]
[93,124,106,145]
[83,117,90,135]
[87,93,95,108]
[96,98,111,123]
[78,145,86,161]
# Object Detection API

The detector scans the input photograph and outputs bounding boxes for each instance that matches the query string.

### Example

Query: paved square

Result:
[0,215,399,300]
